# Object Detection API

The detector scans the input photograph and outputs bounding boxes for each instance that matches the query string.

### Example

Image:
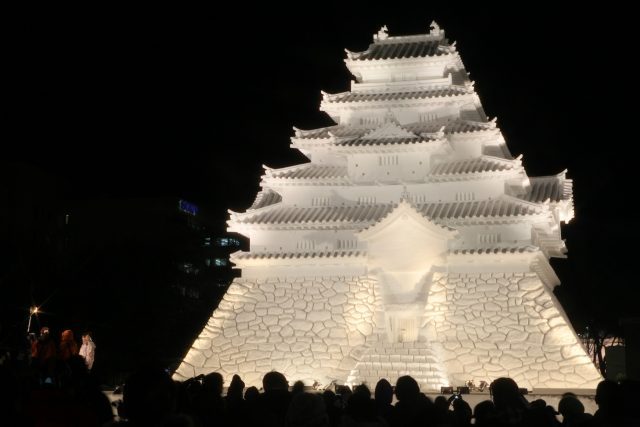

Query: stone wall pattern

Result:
[174,276,383,386]
[425,272,601,389]
[175,271,602,390]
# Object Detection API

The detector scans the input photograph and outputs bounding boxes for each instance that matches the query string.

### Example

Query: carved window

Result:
[357,196,376,205]
[297,240,316,250]
[412,194,427,203]
[311,196,330,206]
[455,192,475,202]
[477,234,501,245]
[337,239,357,250]
[359,116,381,126]
[419,112,439,122]
[378,155,399,166]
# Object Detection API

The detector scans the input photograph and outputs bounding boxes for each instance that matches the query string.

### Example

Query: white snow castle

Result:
[174,23,602,391]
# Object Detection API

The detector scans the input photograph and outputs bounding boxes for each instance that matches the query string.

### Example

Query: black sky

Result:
[4,3,640,327]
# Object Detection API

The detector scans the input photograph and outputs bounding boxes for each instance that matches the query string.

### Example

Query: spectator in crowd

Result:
[374,378,395,424]
[285,392,329,427]
[33,326,56,381]
[490,377,529,426]
[79,331,96,370]
[557,393,591,426]
[59,329,79,362]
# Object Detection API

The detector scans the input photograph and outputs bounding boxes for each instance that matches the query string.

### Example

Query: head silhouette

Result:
[374,379,393,406]
[292,380,306,396]
[395,375,420,402]
[558,395,584,420]
[490,377,523,410]
[120,367,176,424]
[202,372,223,396]
[244,386,259,401]
[595,379,618,412]
[263,371,288,392]
[473,400,496,425]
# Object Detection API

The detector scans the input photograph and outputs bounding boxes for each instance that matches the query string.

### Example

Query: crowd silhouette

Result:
[1,338,639,426]
[109,371,640,427]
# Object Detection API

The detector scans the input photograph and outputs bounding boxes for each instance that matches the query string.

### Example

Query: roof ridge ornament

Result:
[344,48,355,60]
[430,20,443,37]
[374,25,389,41]
[559,168,568,179]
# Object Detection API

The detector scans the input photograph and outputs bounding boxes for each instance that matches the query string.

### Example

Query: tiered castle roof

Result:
[344,22,455,61]
[346,38,450,61]
[228,22,573,264]
[323,86,471,104]
[177,23,602,393]
[294,119,496,140]
[231,197,547,229]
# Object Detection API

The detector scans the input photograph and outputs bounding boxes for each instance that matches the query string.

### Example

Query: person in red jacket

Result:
[58,329,78,361]
[33,327,57,380]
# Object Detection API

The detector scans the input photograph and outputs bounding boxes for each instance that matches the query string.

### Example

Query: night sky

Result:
[4,3,640,344]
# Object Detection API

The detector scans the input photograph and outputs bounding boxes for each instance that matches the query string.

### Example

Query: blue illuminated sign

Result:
[178,199,199,216]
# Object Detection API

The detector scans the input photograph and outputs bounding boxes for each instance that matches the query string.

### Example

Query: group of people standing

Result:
[29,327,96,381]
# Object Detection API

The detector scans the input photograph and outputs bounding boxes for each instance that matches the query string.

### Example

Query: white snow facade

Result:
[174,23,602,391]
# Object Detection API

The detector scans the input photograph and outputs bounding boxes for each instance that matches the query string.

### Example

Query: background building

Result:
[0,174,246,383]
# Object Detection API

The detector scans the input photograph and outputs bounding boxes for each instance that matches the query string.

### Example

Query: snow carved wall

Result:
[175,24,602,391]
[176,270,601,390]
[425,272,601,389]
[174,276,383,387]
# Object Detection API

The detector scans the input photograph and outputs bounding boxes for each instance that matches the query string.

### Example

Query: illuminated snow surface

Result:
[175,22,601,390]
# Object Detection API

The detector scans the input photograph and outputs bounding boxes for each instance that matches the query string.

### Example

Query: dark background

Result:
[2,2,638,381]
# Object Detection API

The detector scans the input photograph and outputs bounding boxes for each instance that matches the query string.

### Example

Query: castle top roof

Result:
[349,39,447,61]
[346,21,454,61]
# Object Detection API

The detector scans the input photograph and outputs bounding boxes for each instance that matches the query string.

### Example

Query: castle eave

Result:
[231,198,547,229]
[449,246,538,255]
[430,155,519,176]
[521,172,572,203]
[323,86,471,104]
[232,250,366,261]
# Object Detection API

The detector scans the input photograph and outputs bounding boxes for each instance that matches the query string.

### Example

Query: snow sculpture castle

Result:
[175,23,602,390]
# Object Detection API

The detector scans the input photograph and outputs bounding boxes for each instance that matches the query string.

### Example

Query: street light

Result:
[27,306,39,334]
